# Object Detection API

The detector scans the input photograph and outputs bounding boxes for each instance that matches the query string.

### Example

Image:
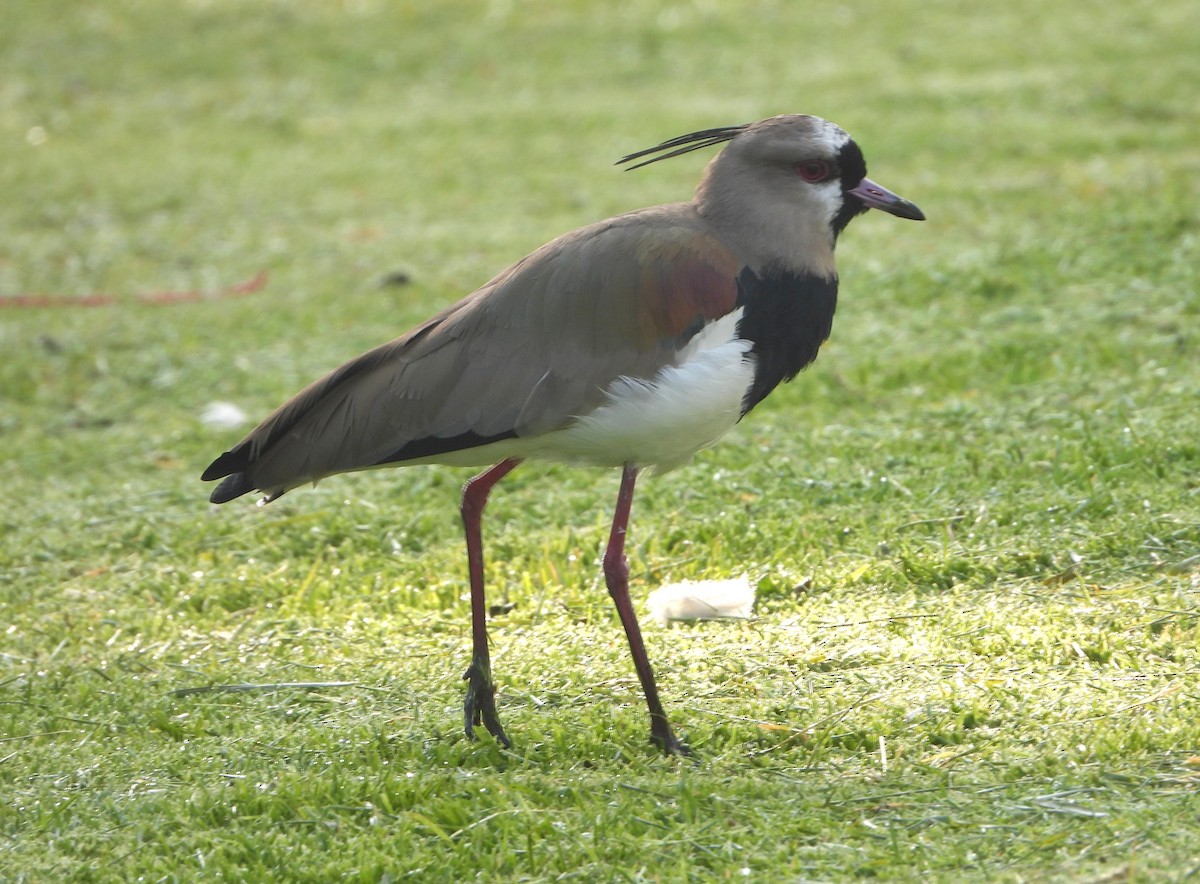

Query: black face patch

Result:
[734,266,838,414]
[837,139,868,190]
[832,138,870,237]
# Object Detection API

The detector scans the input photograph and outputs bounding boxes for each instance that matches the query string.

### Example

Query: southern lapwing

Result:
[203,114,925,755]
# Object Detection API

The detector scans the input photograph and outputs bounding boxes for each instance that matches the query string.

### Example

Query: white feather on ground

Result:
[201,401,249,430]
[646,576,756,626]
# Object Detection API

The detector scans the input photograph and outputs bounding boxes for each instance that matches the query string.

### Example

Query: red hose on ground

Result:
[0,271,269,308]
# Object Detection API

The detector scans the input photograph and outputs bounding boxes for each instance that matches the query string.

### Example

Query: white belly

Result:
[401,312,755,473]
[535,312,755,472]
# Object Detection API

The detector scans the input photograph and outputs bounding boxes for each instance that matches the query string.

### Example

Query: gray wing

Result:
[203,206,742,502]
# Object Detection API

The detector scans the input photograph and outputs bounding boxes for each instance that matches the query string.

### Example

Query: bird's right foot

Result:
[462,659,512,748]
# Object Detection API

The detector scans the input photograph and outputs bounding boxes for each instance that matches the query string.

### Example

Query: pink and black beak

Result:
[848,177,926,221]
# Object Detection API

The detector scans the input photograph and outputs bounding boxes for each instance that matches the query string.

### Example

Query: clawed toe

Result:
[650,715,691,757]
[462,661,511,748]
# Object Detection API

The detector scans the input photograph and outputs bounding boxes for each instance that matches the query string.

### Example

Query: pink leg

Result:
[604,464,689,755]
[460,457,521,746]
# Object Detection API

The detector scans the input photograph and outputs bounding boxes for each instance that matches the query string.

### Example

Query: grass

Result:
[2,0,1198,879]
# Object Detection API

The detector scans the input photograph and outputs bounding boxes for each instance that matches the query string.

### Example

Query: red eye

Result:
[795,160,829,182]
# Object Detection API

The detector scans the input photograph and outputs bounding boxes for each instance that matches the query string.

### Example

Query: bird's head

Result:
[619,114,924,276]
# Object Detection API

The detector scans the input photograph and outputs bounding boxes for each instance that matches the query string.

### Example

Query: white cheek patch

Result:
[813,179,846,233]
[812,120,852,155]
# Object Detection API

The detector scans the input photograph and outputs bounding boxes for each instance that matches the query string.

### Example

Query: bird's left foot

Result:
[462,659,512,748]
[650,716,691,757]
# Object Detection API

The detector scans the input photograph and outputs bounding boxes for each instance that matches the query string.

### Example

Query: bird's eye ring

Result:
[795,161,830,182]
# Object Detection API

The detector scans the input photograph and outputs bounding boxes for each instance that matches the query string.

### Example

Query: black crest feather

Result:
[615,124,748,170]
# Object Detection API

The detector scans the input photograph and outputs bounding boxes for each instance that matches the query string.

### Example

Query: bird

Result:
[202,114,925,755]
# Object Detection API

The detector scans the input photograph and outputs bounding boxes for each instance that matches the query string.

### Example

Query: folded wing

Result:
[203,206,742,502]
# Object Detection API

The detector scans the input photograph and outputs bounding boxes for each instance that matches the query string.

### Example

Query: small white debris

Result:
[201,401,248,430]
[647,576,756,626]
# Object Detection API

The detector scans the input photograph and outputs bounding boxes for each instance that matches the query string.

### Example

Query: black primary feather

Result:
[616,124,748,170]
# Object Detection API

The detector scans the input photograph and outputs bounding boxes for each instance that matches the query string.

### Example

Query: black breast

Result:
[734,267,838,414]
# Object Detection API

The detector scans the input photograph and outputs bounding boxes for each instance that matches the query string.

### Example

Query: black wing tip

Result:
[201,448,242,482]
[203,448,258,504]
[615,123,749,171]
[208,472,255,504]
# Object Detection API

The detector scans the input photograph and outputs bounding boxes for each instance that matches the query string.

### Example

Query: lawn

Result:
[2,0,1198,880]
